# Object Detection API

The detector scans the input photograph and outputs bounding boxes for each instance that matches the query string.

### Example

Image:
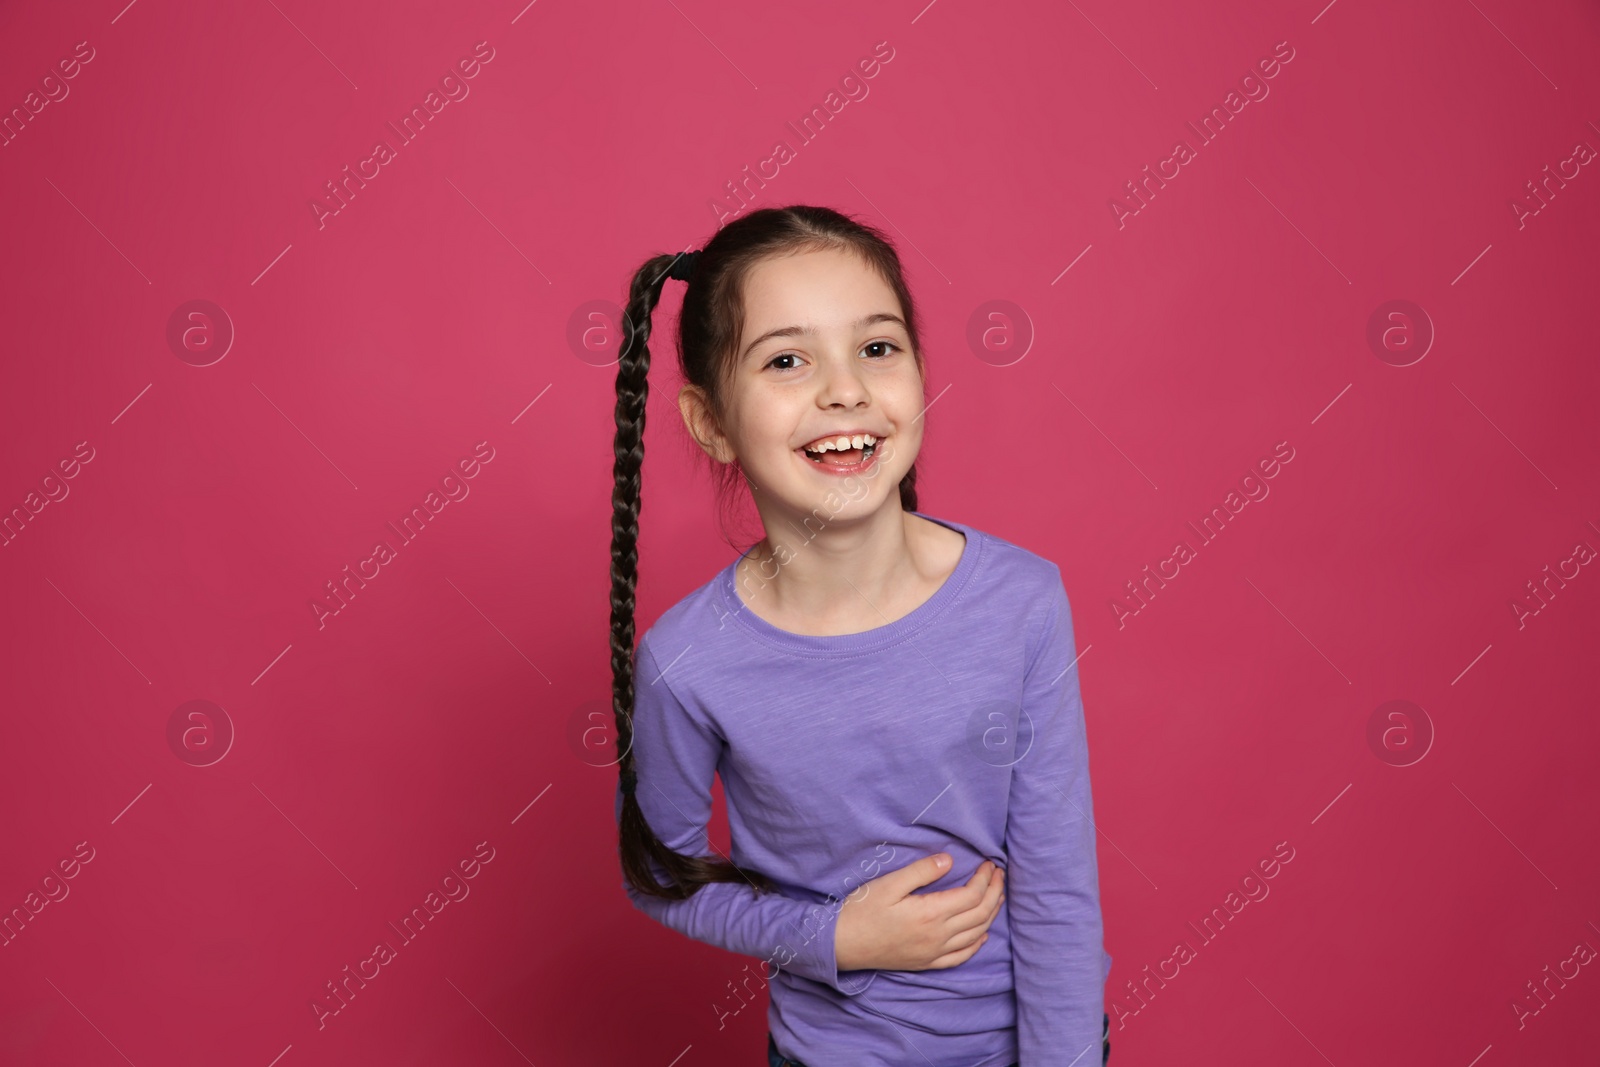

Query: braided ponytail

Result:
[612,252,778,900]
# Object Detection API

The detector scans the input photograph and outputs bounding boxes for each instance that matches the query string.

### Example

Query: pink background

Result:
[3,0,1598,1063]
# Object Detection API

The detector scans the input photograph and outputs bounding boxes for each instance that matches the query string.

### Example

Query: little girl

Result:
[610,205,1111,1067]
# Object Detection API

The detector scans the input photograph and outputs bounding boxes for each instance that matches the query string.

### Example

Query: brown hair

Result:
[611,205,926,899]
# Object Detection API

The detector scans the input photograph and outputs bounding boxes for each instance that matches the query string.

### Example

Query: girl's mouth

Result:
[800,436,882,474]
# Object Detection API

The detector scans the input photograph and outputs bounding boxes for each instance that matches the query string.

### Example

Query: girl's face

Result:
[680,246,925,524]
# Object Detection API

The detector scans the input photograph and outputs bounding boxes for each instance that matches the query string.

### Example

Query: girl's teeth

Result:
[803,433,878,453]
[803,438,878,465]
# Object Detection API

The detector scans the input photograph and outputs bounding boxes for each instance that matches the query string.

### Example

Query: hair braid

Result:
[611,253,778,901]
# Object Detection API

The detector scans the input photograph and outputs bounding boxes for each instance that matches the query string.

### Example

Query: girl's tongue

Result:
[815,447,863,467]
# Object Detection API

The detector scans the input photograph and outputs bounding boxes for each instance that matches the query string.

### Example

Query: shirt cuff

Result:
[785,894,880,997]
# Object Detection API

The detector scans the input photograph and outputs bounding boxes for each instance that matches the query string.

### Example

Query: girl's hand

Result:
[834,854,1005,973]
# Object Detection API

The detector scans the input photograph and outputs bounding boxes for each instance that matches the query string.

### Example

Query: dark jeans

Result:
[767,1012,1111,1066]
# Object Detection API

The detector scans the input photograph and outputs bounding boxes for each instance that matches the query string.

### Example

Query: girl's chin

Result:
[764,462,897,512]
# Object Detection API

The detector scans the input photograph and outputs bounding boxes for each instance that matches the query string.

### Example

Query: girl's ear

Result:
[678,384,736,464]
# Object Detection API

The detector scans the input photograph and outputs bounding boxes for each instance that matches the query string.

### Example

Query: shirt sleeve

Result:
[1004,569,1106,1065]
[614,633,879,998]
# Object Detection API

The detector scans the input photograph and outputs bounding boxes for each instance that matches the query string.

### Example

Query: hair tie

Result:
[667,249,701,282]
[619,768,638,796]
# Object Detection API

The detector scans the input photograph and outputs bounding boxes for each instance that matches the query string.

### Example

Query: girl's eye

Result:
[763,341,901,372]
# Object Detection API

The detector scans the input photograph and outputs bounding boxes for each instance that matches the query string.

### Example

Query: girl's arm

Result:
[614,634,879,998]
[1004,571,1107,1065]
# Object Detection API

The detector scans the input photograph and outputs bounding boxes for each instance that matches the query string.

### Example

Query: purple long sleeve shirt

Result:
[615,513,1112,1066]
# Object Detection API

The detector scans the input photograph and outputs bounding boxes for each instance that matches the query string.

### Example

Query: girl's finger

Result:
[942,867,1007,931]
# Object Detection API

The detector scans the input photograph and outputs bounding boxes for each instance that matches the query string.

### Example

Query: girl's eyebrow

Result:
[741,312,908,362]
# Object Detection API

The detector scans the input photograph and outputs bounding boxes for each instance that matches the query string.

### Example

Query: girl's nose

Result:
[816,352,869,407]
